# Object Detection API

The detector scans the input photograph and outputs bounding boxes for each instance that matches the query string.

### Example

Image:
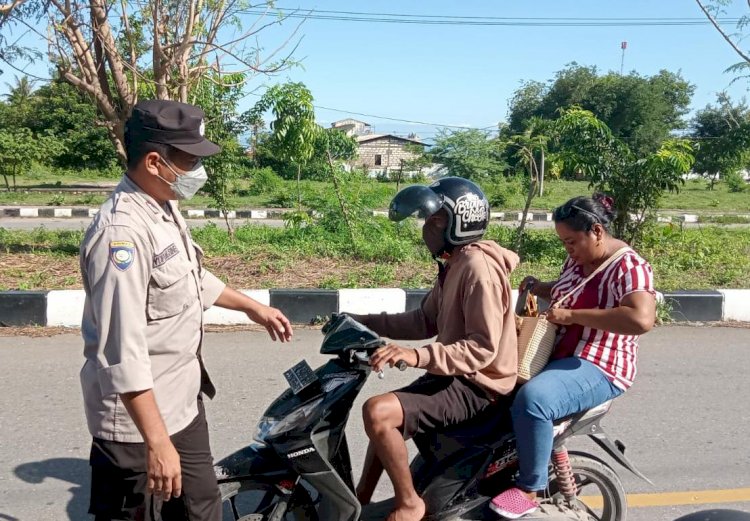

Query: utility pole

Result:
[620,41,627,75]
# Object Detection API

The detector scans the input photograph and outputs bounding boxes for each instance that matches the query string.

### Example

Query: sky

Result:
[2,0,750,140]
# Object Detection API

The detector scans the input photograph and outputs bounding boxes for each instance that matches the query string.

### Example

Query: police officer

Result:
[79,100,293,520]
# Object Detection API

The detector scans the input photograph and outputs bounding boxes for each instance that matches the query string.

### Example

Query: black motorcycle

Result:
[214,313,651,521]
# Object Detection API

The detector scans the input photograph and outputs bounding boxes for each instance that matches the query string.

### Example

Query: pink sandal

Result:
[489,487,539,519]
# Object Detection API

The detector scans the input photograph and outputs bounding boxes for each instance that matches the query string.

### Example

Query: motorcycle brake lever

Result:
[377,360,408,379]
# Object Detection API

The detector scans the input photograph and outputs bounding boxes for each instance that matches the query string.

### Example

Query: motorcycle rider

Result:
[346,177,520,521]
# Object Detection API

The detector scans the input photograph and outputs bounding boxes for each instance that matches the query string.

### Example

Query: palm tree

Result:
[3,75,36,105]
[503,116,552,249]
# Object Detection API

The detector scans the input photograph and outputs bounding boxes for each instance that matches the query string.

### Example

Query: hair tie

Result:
[597,195,614,212]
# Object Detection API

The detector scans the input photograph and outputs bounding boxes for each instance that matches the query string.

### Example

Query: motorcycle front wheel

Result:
[545,453,628,521]
[219,479,318,521]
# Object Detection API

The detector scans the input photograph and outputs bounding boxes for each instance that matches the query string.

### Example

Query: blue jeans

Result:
[512,357,624,491]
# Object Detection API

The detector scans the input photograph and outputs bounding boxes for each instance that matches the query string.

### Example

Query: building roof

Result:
[331,118,370,127]
[356,134,426,146]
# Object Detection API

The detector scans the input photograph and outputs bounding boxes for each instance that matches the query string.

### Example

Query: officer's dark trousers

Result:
[88,398,221,521]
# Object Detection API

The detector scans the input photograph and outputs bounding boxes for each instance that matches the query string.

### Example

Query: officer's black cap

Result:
[126,100,221,157]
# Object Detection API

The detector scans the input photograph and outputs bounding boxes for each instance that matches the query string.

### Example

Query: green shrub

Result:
[724,171,748,193]
[246,167,284,195]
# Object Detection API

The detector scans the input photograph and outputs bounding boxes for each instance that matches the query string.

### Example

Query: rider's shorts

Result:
[394,374,505,439]
[87,398,221,521]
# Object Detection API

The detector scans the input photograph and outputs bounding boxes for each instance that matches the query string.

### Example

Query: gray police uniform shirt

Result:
[80,175,226,442]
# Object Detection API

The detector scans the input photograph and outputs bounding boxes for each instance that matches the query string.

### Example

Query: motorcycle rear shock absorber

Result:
[552,446,578,501]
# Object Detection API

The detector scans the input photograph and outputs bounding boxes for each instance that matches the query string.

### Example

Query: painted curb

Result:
[664,290,724,322]
[5,206,743,224]
[0,288,745,327]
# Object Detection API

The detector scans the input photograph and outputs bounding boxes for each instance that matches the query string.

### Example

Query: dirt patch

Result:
[0,252,434,291]
[0,253,82,290]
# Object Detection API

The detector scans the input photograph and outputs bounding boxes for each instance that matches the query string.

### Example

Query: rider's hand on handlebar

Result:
[369,343,418,373]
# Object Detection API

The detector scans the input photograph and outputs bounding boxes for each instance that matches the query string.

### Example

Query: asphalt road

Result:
[0,325,748,520]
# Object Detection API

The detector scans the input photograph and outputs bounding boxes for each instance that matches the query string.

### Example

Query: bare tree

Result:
[696,0,750,78]
[1,1,301,164]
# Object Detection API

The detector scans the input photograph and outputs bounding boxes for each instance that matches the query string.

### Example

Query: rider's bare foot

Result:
[385,497,426,521]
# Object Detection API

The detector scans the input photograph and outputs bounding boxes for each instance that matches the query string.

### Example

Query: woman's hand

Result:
[369,343,418,373]
[544,307,576,326]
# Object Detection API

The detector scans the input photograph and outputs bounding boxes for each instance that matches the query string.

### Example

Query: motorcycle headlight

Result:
[253,396,325,444]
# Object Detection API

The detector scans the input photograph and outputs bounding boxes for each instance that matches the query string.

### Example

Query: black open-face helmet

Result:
[388,177,490,246]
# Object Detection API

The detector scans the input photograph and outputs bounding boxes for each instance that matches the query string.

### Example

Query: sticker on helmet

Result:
[454,193,488,230]
[110,241,135,271]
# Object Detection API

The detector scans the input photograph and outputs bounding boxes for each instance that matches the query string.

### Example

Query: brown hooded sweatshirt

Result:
[354,240,520,396]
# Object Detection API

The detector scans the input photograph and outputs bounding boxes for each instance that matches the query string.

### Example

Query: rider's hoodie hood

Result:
[446,239,520,275]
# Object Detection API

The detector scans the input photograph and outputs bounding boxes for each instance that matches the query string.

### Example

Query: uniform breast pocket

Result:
[148,258,197,320]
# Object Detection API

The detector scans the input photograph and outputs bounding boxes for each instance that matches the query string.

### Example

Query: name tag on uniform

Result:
[153,243,180,267]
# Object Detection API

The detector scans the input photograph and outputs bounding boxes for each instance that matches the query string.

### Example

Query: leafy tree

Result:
[254,127,359,181]
[0,0,298,164]
[0,128,62,190]
[555,108,694,244]
[194,72,252,236]
[690,93,750,190]
[26,79,118,170]
[392,142,431,190]
[508,64,694,156]
[248,82,318,208]
[427,128,507,181]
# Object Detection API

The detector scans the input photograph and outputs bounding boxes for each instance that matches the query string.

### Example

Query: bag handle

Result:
[550,247,631,310]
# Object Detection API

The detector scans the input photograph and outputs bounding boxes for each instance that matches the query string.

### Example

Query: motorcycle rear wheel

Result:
[545,453,627,521]
[219,479,318,521]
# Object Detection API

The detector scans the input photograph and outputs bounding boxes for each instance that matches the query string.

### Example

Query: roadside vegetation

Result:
[1,221,748,292]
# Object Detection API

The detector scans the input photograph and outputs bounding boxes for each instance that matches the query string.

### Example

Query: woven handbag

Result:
[516,247,631,383]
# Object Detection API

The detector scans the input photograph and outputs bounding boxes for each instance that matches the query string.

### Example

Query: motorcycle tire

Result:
[219,479,318,521]
[545,453,628,521]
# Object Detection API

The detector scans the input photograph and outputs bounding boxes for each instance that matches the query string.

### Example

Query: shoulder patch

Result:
[153,243,180,268]
[110,241,136,271]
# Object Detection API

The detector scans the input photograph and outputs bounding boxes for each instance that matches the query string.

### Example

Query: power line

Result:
[239,8,742,27]
[239,89,498,131]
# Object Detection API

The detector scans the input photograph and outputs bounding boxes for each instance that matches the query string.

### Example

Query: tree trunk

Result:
[710,172,718,190]
[539,149,545,197]
[2,173,9,192]
[397,160,404,192]
[223,211,234,240]
[296,163,302,211]
[515,158,539,251]
[327,151,357,245]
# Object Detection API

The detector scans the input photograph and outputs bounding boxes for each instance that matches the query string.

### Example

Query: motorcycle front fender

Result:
[214,443,295,483]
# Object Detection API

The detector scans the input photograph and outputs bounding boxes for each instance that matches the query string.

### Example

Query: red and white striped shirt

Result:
[550,249,655,390]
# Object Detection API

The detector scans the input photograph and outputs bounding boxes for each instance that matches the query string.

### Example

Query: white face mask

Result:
[158,158,208,200]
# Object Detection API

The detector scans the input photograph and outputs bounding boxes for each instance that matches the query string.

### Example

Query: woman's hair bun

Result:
[593,192,616,219]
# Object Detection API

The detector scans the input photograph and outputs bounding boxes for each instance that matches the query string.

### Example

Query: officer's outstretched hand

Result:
[215,287,294,342]
[247,304,293,342]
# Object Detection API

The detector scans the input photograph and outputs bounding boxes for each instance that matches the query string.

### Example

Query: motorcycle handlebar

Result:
[377,359,408,379]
